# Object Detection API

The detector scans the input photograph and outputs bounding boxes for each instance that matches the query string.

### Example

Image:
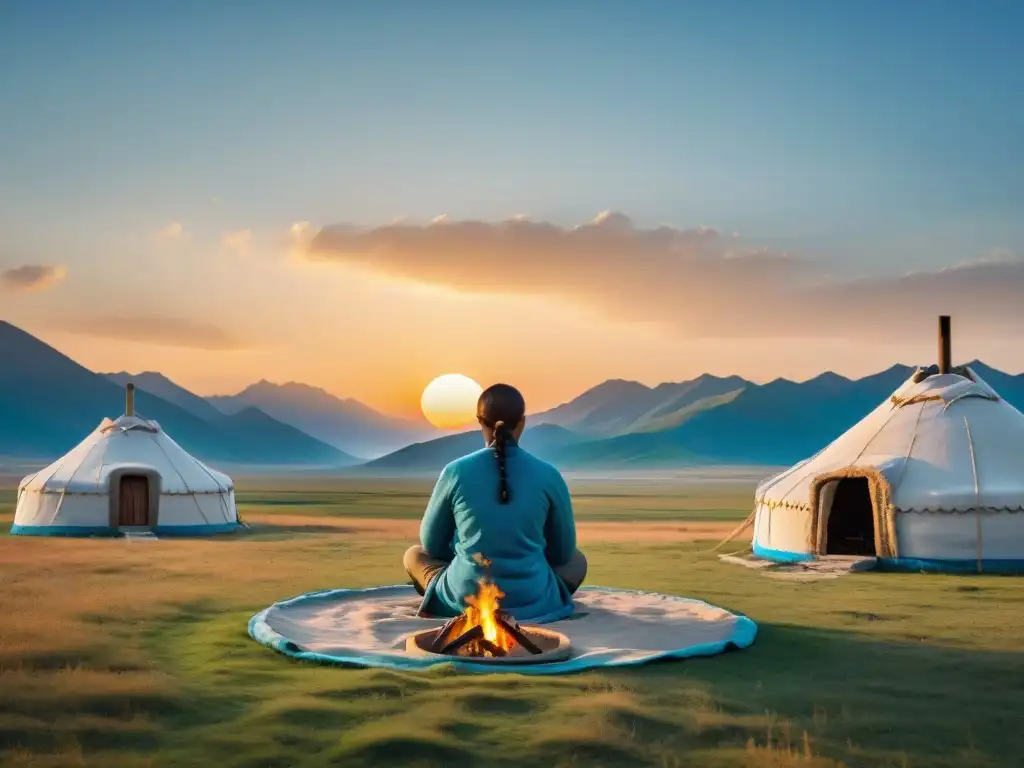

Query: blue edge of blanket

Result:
[247,584,759,675]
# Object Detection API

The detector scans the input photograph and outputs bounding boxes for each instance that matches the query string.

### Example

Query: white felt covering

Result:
[753,367,1024,562]
[14,413,237,531]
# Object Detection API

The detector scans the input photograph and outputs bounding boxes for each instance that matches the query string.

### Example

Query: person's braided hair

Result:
[491,420,511,503]
[477,384,526,505]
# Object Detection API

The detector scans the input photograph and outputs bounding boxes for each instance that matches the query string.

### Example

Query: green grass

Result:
[230,476,754,522]
[0,479,1022,767]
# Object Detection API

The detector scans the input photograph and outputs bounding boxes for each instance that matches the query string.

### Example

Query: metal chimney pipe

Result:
[938,315,951,374]
[126,383,135,416]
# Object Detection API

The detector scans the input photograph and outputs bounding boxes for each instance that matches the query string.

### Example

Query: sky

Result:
[1,1,1023,418]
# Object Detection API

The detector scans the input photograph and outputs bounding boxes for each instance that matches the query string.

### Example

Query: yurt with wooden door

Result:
[751,316,1024,573]
[11,384,239,537]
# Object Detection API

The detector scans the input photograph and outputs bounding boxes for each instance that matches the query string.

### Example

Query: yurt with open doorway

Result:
[751,316,1024,573]
[11,384,239,537]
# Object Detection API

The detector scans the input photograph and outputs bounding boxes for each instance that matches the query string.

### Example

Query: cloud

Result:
[290,221,313,242]
[154,222,186,241]
[299,212,1024,339]
[55,314,247,350]
[0,264,67,292]
[282,221,318,262]
[222,229,253,256]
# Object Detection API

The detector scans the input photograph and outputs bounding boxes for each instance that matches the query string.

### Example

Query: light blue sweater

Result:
[418,439,578,623]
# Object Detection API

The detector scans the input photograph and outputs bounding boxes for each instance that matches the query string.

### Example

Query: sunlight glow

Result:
[421,373,483,429]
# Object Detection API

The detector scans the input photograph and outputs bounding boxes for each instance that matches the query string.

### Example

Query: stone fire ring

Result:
[405,625,573,665]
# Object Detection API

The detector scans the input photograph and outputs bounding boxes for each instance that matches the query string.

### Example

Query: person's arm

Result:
[420,463,457,560]
[543,468,577,567]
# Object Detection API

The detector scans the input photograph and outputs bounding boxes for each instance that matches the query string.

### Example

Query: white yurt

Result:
[752,317,1024,573]
[12,384,239,537]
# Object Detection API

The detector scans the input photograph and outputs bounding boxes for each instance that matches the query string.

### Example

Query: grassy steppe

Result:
[0,477,1021,767]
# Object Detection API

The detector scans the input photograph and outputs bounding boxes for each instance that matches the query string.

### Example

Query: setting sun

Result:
[421,374,483,430]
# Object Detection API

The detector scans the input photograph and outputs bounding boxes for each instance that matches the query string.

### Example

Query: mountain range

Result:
[0,321,352,467]
[2,319,1023,473]
[206,380,434,458]
[530,374,749,436]
[363,361,1024,473]
[103,371,434,459]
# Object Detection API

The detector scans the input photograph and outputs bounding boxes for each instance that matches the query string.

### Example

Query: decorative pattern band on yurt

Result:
[11,384,239,537]
[751,317,1024,573]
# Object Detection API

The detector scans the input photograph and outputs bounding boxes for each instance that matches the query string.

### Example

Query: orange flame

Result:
[463,579,512,653]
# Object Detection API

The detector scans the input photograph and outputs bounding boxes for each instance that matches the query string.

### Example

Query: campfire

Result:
[405,579,572,664]
[431,581,541,658]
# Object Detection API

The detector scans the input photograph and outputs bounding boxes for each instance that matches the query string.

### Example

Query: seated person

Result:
[404,383,587,622]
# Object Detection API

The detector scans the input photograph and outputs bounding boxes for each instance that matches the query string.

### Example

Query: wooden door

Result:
[118,475,150,527]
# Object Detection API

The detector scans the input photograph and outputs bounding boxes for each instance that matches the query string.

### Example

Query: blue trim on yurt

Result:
[878,557,1024,574]
[752,542,814,563]
[153,522,242,536]
[750,542,1024,574]
[10,522,242,537]
[9,525,119,537]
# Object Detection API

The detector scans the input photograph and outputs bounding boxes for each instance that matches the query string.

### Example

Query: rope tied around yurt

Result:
[942,391,999,412]
[711,510,756,552]
[890,393,943,408]
[889,402,927,501]
[181,449,235,522]
[149,433,215,526]
[963,415,983,574]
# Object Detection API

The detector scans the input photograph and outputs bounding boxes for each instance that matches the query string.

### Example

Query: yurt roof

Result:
[19,414,232,496]
[756,366,1024,514]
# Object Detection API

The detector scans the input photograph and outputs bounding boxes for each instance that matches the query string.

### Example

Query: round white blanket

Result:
[249,585,757,674]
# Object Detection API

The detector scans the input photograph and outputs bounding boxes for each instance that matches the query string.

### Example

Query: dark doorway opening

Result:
[118,475,151,527]
[824,477,876,556]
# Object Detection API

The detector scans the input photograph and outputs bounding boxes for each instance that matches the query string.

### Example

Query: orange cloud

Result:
[52,314,247,350]
[301,212,1024,338]
[154,222,186,241]
[222,229,253,256]
[0,264,67,292]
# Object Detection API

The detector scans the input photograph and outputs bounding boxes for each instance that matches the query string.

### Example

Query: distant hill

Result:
[532,374,750,436]
[105,371,225,422]
[208,380,435,459]
[660,365,919,465]
[361,424,582,473]
[217,406,359,467]
[106,370,361,466]
[542,366,916,468]
[675,362,1024,465]
[531,379,654,435]
[542,362,1024,468]
[630,382,746,433]
[0,322,353,467]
